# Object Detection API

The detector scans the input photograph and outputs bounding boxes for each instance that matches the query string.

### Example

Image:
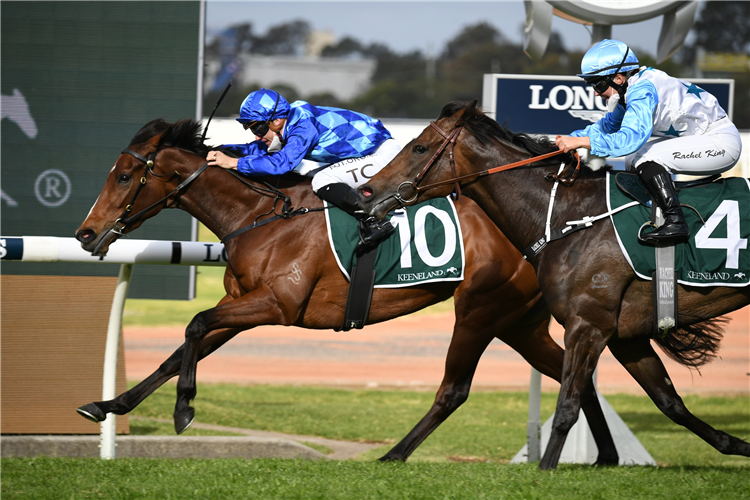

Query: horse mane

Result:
[437,101,602,173]
[129,118,211,157]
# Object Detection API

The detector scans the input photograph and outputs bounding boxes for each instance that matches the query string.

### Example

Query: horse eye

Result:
[413,145,427,154]
[118,174,131,184]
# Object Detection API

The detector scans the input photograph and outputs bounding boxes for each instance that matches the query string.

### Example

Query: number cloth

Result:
[326,197,465,288]
[571,67,742,175]
[608,173,750,287]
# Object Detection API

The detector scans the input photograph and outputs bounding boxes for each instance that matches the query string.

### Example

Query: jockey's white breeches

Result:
[626,117,742,176]
[303,139,402,192]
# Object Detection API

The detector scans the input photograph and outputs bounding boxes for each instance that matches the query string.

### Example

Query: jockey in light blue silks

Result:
[555,39,742,244]
[207,88,401,250]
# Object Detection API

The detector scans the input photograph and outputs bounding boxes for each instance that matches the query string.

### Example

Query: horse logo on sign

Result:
[1,89,37,139]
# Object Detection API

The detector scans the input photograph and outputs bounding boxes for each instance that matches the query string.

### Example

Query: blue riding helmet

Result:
[577,39,639,79]
[236,88,291,124]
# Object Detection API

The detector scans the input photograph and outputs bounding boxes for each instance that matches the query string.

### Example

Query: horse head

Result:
[75,119,208,256]
[357,100,506,217]
[359,100,574,225]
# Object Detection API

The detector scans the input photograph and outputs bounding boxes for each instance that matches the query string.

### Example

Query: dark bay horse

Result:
[74,118,618,463]
[358,101,750,469]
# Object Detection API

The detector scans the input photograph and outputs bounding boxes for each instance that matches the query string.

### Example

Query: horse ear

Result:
[437,100,480,121]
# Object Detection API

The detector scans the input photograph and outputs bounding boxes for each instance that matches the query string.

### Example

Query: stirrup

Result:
[355,220,395,254]
[637,221,658,244]
[638,221,688,245]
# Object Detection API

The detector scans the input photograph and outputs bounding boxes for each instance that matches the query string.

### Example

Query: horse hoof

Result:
[538,460,557,471]
[77,403,106,423]
[594,455,619,466]
[174,407,195,435]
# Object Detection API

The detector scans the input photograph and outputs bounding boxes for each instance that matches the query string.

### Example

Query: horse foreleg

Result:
[502,317,618,466]
[173,287,288,434]
[76,327,240,423]
[539,317,611,470]
[379,324,493,462]
[608,336,750,459]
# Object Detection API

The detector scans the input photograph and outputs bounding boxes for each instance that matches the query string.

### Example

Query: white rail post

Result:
[527,368,542,462]
[100,263,133,459]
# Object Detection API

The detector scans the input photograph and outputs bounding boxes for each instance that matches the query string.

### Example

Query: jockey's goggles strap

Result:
[582,46,632,78]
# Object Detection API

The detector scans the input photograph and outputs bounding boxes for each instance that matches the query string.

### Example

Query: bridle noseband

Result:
[112,148,209,235]
[392,121,580,206]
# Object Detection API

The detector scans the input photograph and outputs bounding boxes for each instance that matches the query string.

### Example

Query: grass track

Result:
[126,384,749,467]
[2,458,748,500]
[51,225,746,499]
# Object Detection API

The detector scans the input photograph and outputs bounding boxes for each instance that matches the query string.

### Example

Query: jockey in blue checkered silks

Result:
[555,39,742,244]
[207,88,401,250]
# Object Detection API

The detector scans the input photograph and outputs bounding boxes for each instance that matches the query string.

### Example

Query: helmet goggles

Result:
[581,46,633,94]
[585,76,612,94]
[243,120,270,137]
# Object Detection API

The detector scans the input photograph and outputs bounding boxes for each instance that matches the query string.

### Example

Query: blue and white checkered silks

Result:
[221,98,393,177]
[577,39,639,78]
[236,88,290,123]
[291,102,392,163]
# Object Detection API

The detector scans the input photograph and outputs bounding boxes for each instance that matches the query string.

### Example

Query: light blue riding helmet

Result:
[236,88,291,124]
[577,39,639,79]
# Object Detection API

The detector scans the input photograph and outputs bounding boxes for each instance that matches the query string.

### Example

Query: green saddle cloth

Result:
[607,173,750,287]
[326,197,465,288]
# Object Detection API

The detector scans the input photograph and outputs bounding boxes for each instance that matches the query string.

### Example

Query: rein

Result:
[393,121,580,205]
[219,170,325,244]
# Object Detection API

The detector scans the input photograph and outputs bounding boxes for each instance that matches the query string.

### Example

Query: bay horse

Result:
[74,118,619,463]
[358,100,750,469]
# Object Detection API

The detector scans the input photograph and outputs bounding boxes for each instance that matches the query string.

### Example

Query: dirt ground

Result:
[124,307,749,396]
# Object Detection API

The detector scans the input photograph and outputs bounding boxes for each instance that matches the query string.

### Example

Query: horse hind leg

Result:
[77,328,240,423]
[608,336,750,459]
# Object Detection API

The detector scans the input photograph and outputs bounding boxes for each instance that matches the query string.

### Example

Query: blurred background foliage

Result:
[204,1,749,127]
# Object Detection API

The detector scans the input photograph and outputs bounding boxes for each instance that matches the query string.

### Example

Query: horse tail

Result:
[653,316,727,369]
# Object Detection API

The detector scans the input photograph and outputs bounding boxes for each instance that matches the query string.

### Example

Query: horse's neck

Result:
[467,165,606,253]
[179,167,315,240]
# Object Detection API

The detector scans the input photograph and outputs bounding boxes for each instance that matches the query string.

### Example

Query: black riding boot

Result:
[316,182,395,251]
[638,162,689,244]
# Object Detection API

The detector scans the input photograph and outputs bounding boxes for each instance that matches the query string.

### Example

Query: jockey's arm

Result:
[555,135,590,153]
[567,80,658,158]
[211,120,318,175]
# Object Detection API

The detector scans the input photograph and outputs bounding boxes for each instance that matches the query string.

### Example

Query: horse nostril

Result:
[361,186,373,198]
[75,228,96,243]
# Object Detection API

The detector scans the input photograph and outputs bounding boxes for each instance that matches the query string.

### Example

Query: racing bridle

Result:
[111,148,210,236]
[111,147,308,245]
[390,120,580,206]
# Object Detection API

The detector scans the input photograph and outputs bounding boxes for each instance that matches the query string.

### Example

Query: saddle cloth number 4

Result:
[694,200,748,269]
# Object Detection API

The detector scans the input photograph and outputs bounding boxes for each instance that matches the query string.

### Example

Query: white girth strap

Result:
[545,163,566,241]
